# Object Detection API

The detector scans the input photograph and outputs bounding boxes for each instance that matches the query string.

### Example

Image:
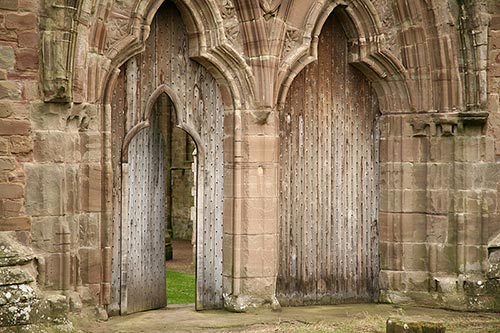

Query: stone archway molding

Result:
[276,0,413,114]
[121,84,203,163]
[101,0,255,111]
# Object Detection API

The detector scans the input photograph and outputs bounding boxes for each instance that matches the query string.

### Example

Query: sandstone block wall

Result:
[169,127,195,241]
[0,0,499,328]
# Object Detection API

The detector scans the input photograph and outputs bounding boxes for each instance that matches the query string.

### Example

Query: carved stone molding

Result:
[220,0,236,19]
[277,1,412,114]
[42,31,74,102]
[219,0,242,52]
[41,0,81,103]
[106,16,130,50]
[408,112,489,137]
[283,28,301,58]
[260,0,281,20]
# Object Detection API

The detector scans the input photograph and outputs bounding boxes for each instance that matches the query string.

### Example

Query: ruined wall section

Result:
[21,0,178,315]
[0,0,37,236]
[484,0,500,304]
[0,0,81,329]
[378,0,500,311]
[169,128,195,241]
[0,1,126,327]
[0,0,39,322]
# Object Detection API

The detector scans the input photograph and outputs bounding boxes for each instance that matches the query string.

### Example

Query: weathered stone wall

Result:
[27,101,103,300]
[0,0,107,328]
[0,0,499,328]
[0,0,69,329]
[0,0,38,238]
[376,0,500,310]
[170,127,195,241]
[485,0,500,308]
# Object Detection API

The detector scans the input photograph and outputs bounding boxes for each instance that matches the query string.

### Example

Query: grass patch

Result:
[166,269,195,304]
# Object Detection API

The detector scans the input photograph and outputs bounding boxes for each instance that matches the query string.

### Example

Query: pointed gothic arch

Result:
[277,0,412,114]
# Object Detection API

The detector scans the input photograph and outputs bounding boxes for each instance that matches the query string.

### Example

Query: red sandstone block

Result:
[0,28,17,42]
[17,31,38,48]
[0,157,15,171]
[0,81,21,99]
[0,137,8,154]
[0,103,12,118]
[0,216,30,231]
[18,0,40,12]
[492,15,500,30]
[5,13,37,31]
[79,248,102,284]
[10,135,32,154]
[0,183,23,199]
[0,119,30,135]
[2,199,22,217]
[0,0,18,11]
[15,48,38,71]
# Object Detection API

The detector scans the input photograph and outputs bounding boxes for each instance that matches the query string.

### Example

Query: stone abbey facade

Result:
[1,0,500,329]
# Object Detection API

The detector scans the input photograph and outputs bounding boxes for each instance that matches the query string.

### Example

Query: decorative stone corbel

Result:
[283,28,301,58]
[41,0,81,102]
[251,109,272,125]
[259,0,281,20]
[42,31,74,102]
[219,0,242,52]
[409,111,488,137]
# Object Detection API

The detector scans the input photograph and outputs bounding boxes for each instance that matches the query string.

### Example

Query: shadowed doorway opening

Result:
[159,93,197,305]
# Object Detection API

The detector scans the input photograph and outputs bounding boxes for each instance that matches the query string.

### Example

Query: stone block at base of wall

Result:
[386,317,445,333]
[0,232,73,330]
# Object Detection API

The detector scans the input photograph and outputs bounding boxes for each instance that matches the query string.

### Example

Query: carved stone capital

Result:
[408,112,489,137]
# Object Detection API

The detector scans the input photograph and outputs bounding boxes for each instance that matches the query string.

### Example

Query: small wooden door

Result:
[277,13,380,305]
[121,108,166,313]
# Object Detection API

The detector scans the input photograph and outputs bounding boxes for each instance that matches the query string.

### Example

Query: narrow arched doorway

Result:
[277,10,380,305]
[109,1,225,315]
[158,93,198,305]
[120,92,197,313]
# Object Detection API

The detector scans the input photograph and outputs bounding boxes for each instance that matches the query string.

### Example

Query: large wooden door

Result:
[109,2,224,314]
[277,14,380,305]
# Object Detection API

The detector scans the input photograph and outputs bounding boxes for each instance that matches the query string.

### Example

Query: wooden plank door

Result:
[277,14,380,305]
[121,107,166,314]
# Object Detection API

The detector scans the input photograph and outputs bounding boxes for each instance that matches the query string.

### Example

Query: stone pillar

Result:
[224,107,280,311]
[379,111,496,310]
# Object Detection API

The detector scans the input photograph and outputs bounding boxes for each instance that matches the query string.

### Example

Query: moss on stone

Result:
[386,317,445,333]
[0,268,33,287]
[0,234,33,267]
